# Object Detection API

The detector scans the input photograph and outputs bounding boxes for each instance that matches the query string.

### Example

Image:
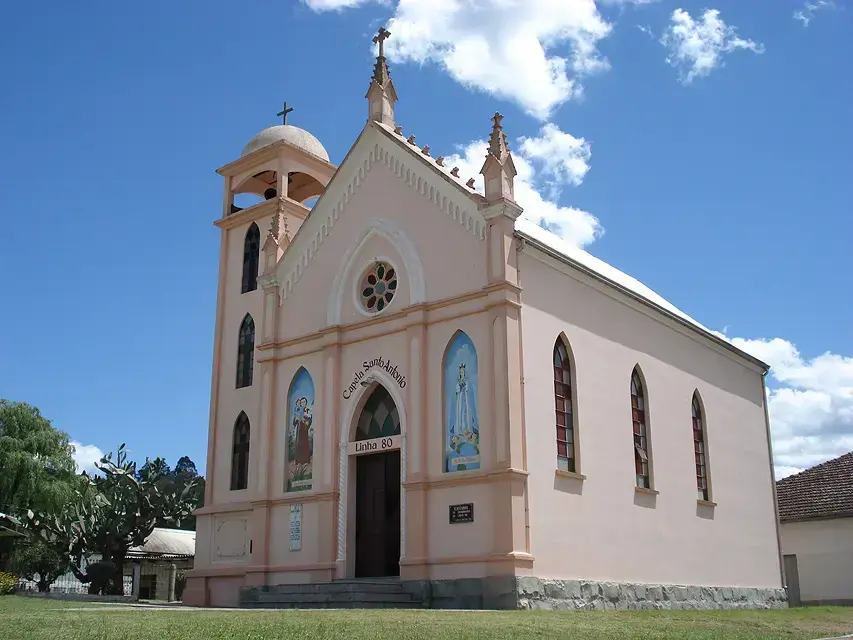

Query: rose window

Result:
[360,262,398,313]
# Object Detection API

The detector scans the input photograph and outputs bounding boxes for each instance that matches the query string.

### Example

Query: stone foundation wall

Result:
[401,576,788,610]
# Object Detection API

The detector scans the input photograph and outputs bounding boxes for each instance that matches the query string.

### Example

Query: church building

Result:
[184,29,786,610]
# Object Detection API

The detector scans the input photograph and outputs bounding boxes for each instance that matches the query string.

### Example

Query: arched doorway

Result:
[352,384,401,578]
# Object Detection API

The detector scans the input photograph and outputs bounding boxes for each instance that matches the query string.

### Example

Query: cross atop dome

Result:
[277,101,294,125]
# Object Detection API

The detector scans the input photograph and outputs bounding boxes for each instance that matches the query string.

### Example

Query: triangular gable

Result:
[273,120,488,302]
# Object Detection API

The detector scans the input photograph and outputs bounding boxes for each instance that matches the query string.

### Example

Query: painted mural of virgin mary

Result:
[444,332,480,472]
[453,363,474,436]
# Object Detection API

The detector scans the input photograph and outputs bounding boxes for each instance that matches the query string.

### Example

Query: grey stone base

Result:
[399,576,788,611]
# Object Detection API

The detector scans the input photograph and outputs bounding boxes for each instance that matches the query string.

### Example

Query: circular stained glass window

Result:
[360,261,398,313]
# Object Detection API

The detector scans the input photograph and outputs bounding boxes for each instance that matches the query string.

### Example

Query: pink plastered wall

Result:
[518,249,781,588]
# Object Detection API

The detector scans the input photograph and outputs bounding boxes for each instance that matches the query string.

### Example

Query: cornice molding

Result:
[214,196,310,230]
[216,138,338,177]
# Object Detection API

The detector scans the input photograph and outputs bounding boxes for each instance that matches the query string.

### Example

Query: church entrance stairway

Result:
[239,578,423,609]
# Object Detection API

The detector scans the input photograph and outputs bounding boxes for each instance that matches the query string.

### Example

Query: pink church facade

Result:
[184,33,785,610]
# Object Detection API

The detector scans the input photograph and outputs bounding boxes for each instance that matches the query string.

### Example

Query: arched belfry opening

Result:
[350,383,402,578]
[230,170,325,213]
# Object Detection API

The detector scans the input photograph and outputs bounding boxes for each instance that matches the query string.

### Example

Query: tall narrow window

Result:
[231,412,250,491]
[236,314,255,388]
[692,393,709,501]
[553,338,576,472]
[631,369,651,489]
[241,223,260,294]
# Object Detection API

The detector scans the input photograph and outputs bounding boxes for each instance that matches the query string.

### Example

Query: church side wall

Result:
[518,250,782,591]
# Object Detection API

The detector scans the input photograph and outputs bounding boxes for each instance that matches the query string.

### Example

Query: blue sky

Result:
[1,0,850,478]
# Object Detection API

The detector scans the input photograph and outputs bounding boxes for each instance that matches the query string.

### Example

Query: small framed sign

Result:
[449,503,474,524]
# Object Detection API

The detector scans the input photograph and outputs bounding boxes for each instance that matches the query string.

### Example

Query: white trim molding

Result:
[336,371,408,576]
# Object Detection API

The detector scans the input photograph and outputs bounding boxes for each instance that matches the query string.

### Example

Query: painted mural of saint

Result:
[294,398,312,466]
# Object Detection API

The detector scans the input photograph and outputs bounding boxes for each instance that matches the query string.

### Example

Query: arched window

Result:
[236,315,255,388]
[230,412,250,491]
[241,223,260,294]
[631,368,651,489]
[692,393,709,501]
[553,338,576,473]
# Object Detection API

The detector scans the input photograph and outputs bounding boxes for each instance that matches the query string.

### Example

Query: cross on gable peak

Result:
[373,26,391,45]
[373,27,391,57]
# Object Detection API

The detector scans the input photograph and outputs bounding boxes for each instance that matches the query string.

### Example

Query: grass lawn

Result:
[1,596,852,640]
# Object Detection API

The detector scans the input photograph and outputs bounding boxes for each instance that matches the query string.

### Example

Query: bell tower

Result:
[202,108,338,512]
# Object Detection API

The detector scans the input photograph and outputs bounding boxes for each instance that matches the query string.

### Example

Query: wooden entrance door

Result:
[354,450,401,578]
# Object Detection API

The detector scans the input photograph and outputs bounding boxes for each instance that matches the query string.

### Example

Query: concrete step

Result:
[244,600,419,610]
[255,591,414,604]
[257,581,407,595]
[240,578,423,610]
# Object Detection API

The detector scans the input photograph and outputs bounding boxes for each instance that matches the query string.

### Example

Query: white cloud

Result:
[444,123,602,247]
[518,123,592,190]
[660,8,764,83]
[70,441,105,474]
[717,335,853,478]
[304,0,656,120]
[794,1,835,26]
[302,0,379,9]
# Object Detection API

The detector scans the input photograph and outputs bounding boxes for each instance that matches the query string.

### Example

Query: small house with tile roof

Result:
[777,451,853,606]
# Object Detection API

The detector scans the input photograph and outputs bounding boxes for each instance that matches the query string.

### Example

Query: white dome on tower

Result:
[241,125,330,162]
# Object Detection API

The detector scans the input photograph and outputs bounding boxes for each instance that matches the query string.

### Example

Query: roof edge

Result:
[516,229,770,373]
[780,512,853,524]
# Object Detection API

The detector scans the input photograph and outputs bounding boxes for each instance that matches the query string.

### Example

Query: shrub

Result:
[0,572,17,595]
[9,540,70,593]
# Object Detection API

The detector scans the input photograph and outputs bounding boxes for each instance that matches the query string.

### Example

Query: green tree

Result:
[135,455,205,530]
[9,539,70,592]
[0,400,79,570]
[25,444,200,595]
[0,400,77,515]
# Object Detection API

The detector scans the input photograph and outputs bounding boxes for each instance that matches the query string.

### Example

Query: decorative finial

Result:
[406,135,417,145]
[466,178,476,188]
[421,145,430,156]
[436,156,445,166]
[268,208,281,240]
[394,125,404,135]
[372,27,392,85]
[277,101,294,125]
[488,111,509,160]
[480,111,517,205]
[450,167,460,177]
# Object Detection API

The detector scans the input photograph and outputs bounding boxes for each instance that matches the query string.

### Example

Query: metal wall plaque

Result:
[289,504,302,551]
[449,503,474,524]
